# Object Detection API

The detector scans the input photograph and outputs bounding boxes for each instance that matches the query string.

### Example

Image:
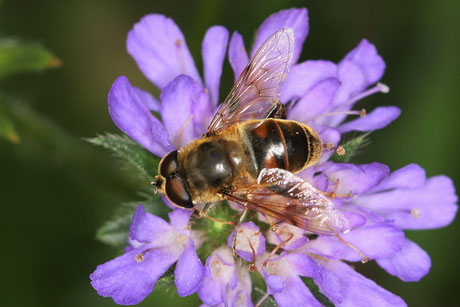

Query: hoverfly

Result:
[154,28,358,241]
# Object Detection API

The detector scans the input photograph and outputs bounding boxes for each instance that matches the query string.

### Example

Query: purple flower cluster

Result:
[91,8,458,306]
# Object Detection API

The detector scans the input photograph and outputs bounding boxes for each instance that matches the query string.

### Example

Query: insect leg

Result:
[263,214,281,232]
[262,232,294,267]
[195,207,236,226]
[232,207,250,257]
[335,234,369,263]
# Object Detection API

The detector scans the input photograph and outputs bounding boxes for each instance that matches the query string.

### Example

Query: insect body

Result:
[160,118,322,207]
[154,28,354,235]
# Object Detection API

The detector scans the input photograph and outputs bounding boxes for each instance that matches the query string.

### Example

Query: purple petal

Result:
[198,278,223,306]
[316,128,341,164]
[272,276,322,307]
[373,163,426,192]
[320,260,407,307]
[198,247,237,305]
[202,26,229,106]
[253,8,309,64]
[175,239,204,296]
[343,211,367,229]
[127,14,201,89]
[226,264,253,307]
[343,39,385,86]
[132,86,161,111]
[324,162,390,195]
[306,224,405,261]
[229,290,253,307]
[90,245,177,305]
[377,239,431,282]
[266,223,308,251]
[169,208,192,231]
[108,76,172,156]
[332,59,366,106]
[286,253,342,304]
[281,60,337,102]
[162,194,178,210]
[265,274,285,293]
[289,77,341,123]
[355,175,458,229]
[160,75,202,148]
[227,222,265,261]
[228,31,249,81]
[338,106,401,133]
[192,89,214,136]
[129,205,172,243]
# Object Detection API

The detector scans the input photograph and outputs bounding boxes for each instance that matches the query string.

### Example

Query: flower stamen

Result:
[411,208,420,219]
[247,239,258,272]
[335,234,369,263]
[347,82,390,105]
[134,248,155,263]
[323,143,347,156]
[255,292,270,307]
[175,39,186,74]
[318,178,353,198]
[315,108,367,120]
[176,114,194,148]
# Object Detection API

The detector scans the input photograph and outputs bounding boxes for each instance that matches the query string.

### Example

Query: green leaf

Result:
[302,277,334,307]
[0,109,19,143]
[96,196,170,247]
[331,132,371,163]
[155,271,175,290]
[87,133,160,179]
[253,286,277,307]
[0,39,60,78]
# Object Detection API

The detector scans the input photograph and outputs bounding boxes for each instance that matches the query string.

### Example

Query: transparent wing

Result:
[225,168,354,235]
[205,28,294,135]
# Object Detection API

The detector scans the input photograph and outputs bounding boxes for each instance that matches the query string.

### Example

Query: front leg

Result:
[232,206,249,257]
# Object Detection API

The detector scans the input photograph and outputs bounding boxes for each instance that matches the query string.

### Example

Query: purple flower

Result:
[198,246,253,307]
[90,205,204,304]
[108,8,397,156]
[227,222,265,262]
[92,7,458,307]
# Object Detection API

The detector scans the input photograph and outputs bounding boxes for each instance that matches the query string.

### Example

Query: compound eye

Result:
[160,150,178,177]
[165,177,194,209]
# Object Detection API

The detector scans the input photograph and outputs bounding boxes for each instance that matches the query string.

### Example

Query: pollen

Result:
[377,82,390,94]
[135,254,145,263]
[411,208,420,219]
[336,145,346,156]
[359,108,367,117]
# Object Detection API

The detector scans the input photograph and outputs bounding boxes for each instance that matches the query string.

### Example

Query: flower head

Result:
[90,205,203,304]
[92,7,457,306]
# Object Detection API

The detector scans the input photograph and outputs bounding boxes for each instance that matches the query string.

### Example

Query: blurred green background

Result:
[0,0,459,306]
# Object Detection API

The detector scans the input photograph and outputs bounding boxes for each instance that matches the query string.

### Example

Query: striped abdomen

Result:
[242,119,322,176]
